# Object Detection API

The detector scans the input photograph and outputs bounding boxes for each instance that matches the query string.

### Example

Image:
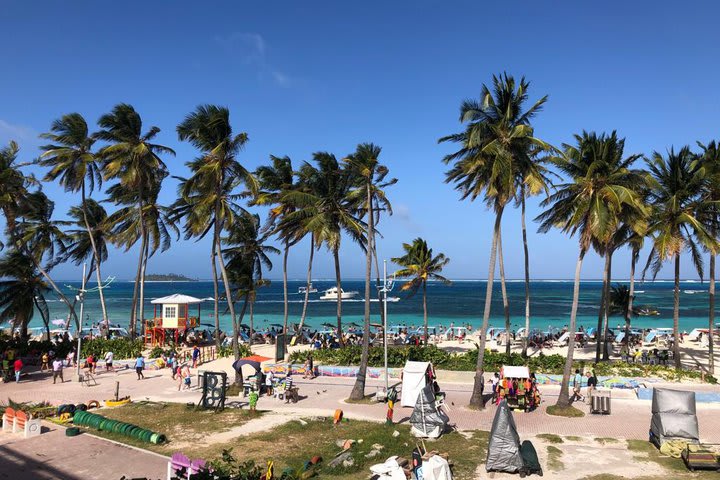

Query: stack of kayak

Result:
[72,410,166,444]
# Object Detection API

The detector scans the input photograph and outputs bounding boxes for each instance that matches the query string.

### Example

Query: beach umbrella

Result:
[232,355,272,373]
[269,323,284,328]
[321,322,335,328]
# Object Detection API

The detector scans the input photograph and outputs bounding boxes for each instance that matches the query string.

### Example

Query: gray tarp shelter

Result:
[650,388,700,447]
[409,384,449,439]
[486,400,525,473]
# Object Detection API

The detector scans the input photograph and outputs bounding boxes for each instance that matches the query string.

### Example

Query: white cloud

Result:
[0,119,37,144]
[215,32,291,88]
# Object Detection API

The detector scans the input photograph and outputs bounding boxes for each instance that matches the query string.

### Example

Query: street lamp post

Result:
[383,260,389,392]
[75,263,87,381]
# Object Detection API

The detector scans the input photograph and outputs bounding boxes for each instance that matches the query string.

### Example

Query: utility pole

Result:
[75,263,87,382]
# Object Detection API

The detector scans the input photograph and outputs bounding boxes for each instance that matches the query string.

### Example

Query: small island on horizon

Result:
[145,273,198,282]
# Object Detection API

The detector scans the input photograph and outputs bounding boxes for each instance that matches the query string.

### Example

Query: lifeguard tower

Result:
[145,294,201,346]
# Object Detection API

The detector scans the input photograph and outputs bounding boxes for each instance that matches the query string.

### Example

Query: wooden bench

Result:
[2,407,41,437]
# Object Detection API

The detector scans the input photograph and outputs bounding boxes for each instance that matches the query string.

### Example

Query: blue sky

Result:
[1,1,719,281]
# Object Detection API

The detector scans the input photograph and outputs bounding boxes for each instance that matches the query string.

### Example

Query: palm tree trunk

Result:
[710,252,716,374]
[626,249,637,341]
[521,187,531,358]
[211,246,221,349]
[129,235,143,339]
[595,253,610,363]
[235,294,249,384]
[371,198,386,329]
[350,183,374,401]
[80,184,109,326]
[215,237,238,362]
[249,292,255,345]
[32,260,78,330]
[470,207,504,409]
[673,254,681,369]
[298,234,315,332]
[282,242,290,336]
[334,245,343,341]
[556,247,586,408]
[138,230,149,337]
[497,226,511,356]
[602,250,614,361]
[423,281,428,346]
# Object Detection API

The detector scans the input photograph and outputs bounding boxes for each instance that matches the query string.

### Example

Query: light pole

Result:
[376,260,394,392]
[75,263,87,381]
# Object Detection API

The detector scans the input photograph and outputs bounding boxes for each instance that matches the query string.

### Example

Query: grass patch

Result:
[565,435,583,442]
[80,402,488,480]
[624,439,720,479]
[546,405,585,417]
[546,445,564,472]
[536,433,564,444]
[594,437,620,445]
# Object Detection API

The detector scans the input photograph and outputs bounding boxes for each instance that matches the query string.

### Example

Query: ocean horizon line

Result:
[58,277,706,283]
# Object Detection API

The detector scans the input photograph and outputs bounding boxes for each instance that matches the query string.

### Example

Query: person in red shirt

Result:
[86,354,96,374]
[13,358,22,383]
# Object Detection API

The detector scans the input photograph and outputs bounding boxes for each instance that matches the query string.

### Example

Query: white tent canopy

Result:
[150,294,204,304]
[401,361,431,407]
[501,366,530,379]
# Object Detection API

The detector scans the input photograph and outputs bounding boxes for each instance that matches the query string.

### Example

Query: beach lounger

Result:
[167,452,207,479]
[2,408,41,438]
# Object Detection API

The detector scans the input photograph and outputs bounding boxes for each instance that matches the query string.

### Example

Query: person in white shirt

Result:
[52,358,64,384]
[104,351,114,372]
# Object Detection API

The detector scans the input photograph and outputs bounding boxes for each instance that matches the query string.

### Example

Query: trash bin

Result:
[591,388,611,415]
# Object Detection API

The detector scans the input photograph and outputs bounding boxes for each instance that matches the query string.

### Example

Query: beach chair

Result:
[80,371,97,386]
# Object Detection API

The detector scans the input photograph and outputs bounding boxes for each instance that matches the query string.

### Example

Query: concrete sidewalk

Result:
[0,422,168,479]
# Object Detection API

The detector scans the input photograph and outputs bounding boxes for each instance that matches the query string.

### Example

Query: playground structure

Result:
[144,294,202,346]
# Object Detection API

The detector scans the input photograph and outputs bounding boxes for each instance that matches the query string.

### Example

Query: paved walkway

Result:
[0,422,167,479]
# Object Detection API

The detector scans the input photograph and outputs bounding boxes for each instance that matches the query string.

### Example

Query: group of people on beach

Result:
[490,372,542,411]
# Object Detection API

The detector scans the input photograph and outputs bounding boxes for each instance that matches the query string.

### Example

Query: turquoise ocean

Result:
[31,279,718,334]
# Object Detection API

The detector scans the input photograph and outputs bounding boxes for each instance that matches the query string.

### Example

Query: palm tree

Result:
[281,153,365,339]
[223,212,277,375]
[516,151,553,357]
[0,250,51,338]
[644,147,717,368]
[440,73,549,408]
[254,155,300,337]
[39,113,110,326]
[392,238,451,343]
[15,191,78,328]
[0,141,36,247]
[608,284,634,337]
[346,143,396,401]
[96,104,175,338]
[536,131,646,408]
[697,140,720,374]
[175,105,258,361]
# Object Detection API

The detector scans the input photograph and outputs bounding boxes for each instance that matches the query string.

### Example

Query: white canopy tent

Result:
[401,361,432,407]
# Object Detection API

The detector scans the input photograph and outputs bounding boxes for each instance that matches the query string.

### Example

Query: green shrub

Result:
[218,344,251,359]
[80,338,143,360]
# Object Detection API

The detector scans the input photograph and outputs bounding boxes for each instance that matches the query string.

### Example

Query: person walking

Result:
[182,364,192,390]
[135,354,145,380]
[572,369,584,402]
[586,371,597,404]
[40,352,50,372]
[192,346,200,369]
[52,357,64,384]
[104,351,114,373]
[13,357,23,383]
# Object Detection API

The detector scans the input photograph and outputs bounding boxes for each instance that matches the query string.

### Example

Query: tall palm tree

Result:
[96,104,175,338]
[254,155,300,337]
[516,152,553,357]
[644,147,717,368]
[0,141,36,248]
[440,73,550,408]
[536,131,645,408]
[223,212,277,374]
[392,238,451,343]
[697,140,720,374]
[608,284,634,337]
[0,250,51,338]
[346,143,396,401]
[175,105,258,361]
[39,113,110,325]
[15,191,78,328]
[281,153,365,339]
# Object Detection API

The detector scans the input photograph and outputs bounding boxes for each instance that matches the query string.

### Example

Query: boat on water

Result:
[319,287,359,300]
[298,284,318,294]
[634,306,660,316]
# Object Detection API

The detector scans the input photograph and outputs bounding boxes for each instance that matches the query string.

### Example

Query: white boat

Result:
[298,284,318,294]
[319,287,358,300]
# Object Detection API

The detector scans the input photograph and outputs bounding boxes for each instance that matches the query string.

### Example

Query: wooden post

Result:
[114,381,120,402]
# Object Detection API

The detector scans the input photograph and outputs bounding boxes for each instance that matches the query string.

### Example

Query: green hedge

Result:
[80,338,144,360]
[289,345,716,383]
